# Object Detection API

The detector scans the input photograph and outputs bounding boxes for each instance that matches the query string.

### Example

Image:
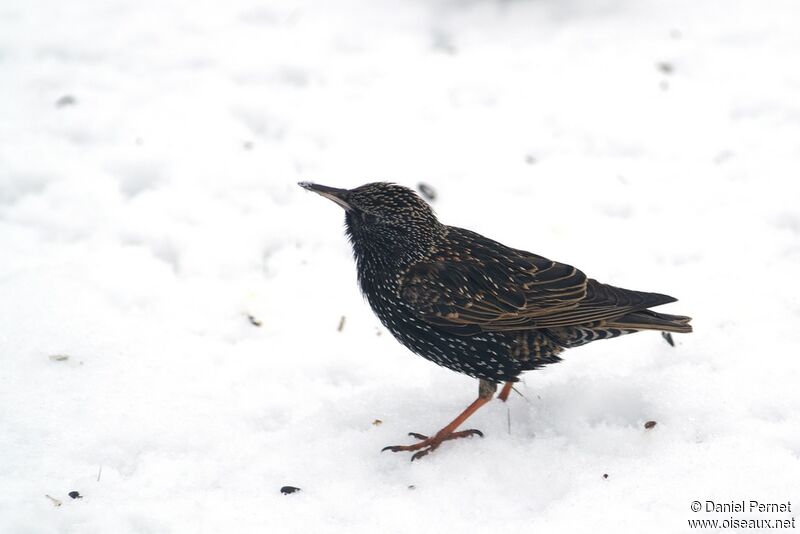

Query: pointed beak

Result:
[298,182,353,211]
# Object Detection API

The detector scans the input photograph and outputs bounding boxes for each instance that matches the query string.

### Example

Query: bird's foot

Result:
[382,429,484,461]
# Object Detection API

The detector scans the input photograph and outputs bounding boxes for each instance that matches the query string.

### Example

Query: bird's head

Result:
[299,181,443,266]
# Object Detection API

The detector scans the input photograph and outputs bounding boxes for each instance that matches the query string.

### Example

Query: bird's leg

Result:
[497,381,515,402]
[382,380,497,461]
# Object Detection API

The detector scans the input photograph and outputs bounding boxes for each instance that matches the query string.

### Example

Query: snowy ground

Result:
[2,0,800,532]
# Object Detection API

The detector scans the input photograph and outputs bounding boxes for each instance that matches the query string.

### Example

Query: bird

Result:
[299,181,692,460]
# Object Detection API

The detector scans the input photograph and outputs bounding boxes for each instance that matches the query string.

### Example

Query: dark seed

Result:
[280,486,301,495]
[644,420,657,429]
[416,182,437,202]
[408,485,416,490]
[68,491,82,499]
[661,332,674,347]
[602,474,609,479]
[248,315,262,327]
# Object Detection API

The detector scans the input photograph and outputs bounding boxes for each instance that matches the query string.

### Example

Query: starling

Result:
[299,182,692,460]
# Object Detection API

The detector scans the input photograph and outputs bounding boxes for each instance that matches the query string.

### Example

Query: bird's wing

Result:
[398,228,674,334]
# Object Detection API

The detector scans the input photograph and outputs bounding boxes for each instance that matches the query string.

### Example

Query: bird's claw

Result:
[411,449,431,461]
[381,428,484,460]
[457,428,484,439]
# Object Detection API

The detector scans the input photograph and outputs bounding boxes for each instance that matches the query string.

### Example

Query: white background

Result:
[1,0,799,532]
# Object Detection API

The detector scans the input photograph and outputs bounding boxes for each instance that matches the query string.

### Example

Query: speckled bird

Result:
[299,181,692,460]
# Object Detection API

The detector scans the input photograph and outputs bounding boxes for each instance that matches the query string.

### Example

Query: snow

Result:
[2,0,800,532]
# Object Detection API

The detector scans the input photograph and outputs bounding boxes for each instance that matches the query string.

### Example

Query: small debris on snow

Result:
[55,95,77,108]
[602,474,609,479]
[661,332,675,347]
[525,154,537,165]
[431,30,456,55]
[337,315,346,332]
[417,183,437,201]
[45,494,62,507]
[644,421,657,430]
[48,354,70,362]
[408,485,416,490]
[280,486,301,495]
[372,419,383,426]
[247,315,262,327]
[68,491,82,499]
[657,61,674,75]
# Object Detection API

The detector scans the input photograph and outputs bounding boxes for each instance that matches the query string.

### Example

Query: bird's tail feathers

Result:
[606,309,693,333]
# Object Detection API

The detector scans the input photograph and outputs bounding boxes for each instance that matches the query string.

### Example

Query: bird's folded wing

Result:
[399,246,674,334]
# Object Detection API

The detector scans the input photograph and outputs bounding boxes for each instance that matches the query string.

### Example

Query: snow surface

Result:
[2,0,800,532]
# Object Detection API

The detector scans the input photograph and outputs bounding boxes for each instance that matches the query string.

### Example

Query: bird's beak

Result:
[298,182,353,211]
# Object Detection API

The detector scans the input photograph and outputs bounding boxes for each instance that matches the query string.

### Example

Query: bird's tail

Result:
[606,309,693,333]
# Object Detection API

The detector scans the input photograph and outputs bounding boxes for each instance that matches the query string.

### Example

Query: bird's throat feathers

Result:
[345,212,441,277]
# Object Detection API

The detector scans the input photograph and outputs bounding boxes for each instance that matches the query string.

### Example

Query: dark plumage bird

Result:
[299,181,692,460]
